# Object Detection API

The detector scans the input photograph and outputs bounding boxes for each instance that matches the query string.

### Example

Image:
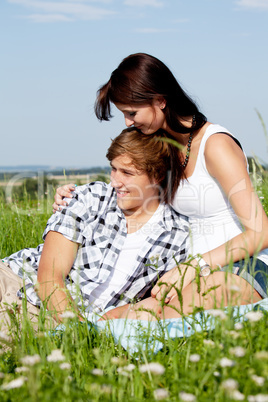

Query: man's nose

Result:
[110,172,123,188]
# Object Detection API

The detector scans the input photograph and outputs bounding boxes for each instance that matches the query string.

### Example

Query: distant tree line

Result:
[0,172,111,202]
[0,166,111,181]
[0,160,267,202]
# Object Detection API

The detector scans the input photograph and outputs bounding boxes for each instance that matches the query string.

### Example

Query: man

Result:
[1,128,189,330]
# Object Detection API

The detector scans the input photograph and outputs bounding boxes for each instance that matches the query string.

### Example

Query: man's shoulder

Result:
[51,181,116,219]
[76,181,111,195]
[73,181,115,204]
[162,203,189,231]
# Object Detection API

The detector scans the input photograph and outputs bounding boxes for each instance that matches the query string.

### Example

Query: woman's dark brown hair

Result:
[95,52,207,134]
[106,127,181,203]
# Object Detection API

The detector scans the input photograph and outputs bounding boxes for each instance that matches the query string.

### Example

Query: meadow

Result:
[0,169,267,401]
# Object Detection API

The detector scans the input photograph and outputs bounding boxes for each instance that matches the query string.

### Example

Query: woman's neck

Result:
[162,116,194,145]
[163,120,210,146]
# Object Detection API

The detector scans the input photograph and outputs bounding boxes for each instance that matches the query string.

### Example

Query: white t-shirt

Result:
[87,204,165,310]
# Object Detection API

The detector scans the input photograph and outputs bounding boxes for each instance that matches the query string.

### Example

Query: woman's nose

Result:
[125,117,134,127]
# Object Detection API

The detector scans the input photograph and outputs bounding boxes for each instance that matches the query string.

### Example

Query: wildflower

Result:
[208,309,227,320]
[15,367,29,373]
[203,339,215,346]
[21,354,41,366]
[221,378,238,391]
[47,349,65,362]
[92,348,100,358]
[231,390,245,400]
[124,364,136,372]
[219,357,235,367]
[117,367,129,377]
[139,362,165,375]
[213,371,220,377]
[229,346,246,357]
[154,388,170,400]
[111,357,121,364]
[101,384,112,394]
[251,375,265,386]
[0,331,12,343]
[90,383,99,392]
[229,284,241,292]
[189,354,200,363]
[60,311,76,319]
[150,254,160,263]
[248,395,268,402]
[255,351,268,360]
[245,311,264,322]
[60,362,71,370]
[1,376,27,390]
[228,330,240,339]
[91,368,104,376]
[179,391,196,401]
[234,322,243,330]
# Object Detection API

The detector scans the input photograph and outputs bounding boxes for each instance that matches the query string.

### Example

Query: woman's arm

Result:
[37,231,79,321]
[52,183,76,213]
[203,134,268,267]
[152,134,268,302]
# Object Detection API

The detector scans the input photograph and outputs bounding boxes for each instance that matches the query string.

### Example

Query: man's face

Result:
[110,154,160,216]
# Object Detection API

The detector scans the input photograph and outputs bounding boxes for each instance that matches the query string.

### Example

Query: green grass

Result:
[0,184,268,401]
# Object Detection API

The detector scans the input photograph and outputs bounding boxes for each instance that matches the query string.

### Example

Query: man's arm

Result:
[37,231,79,321]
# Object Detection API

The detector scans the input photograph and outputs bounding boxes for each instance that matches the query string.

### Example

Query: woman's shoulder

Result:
[204,131,247,177]
[204,123,244,155]
[203,123,232,140]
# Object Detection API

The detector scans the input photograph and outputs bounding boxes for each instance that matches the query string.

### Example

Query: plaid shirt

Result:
[4,182,189,317]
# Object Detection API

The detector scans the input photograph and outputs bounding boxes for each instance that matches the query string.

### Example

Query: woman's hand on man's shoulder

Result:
[52,183,76,213]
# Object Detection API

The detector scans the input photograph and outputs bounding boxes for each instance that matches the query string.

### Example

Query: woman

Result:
[54,53,268,319]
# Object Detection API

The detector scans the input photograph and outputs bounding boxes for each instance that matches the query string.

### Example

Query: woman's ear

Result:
[154,97,166,110]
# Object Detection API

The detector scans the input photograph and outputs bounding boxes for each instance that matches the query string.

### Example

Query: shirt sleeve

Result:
[42,182,108,244]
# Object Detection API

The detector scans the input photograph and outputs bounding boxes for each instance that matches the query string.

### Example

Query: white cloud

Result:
[172,18,190,23]
[135,27,177,33]
[124,0,164,7]
[236,0,268,10]
[25,13,73,22]
[8,0,116,21]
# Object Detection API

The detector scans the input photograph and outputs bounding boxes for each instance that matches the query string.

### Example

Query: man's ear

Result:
[151,175,164,186]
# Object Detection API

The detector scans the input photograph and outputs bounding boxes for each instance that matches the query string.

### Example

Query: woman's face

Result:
[115,100,166,135]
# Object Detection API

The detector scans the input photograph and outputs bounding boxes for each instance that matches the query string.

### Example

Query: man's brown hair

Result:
[106,127,180,203]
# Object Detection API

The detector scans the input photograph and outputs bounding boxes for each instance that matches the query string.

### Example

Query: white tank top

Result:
[172,124,268,264]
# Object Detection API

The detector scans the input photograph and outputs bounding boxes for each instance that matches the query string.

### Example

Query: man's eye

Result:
[129,112,136,117]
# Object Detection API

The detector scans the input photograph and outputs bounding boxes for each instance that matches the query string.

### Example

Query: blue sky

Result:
[1,0,268,168]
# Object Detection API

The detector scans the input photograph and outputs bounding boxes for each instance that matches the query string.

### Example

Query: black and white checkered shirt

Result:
[4,182,189,317]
